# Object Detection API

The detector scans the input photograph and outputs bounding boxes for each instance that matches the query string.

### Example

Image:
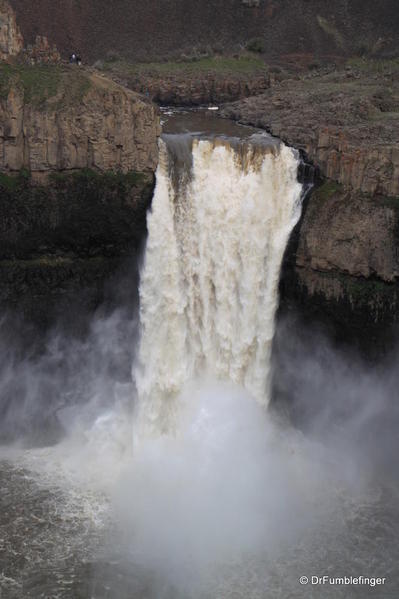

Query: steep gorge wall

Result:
[0,66,160,328]
[222,72,399,353]
[0,69,159,176]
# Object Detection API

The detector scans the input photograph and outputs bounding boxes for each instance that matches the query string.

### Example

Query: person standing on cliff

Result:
[69,52,82,65]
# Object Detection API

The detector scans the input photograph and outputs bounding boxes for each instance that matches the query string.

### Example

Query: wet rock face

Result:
[0,69,160,176]
[0,0,23,59]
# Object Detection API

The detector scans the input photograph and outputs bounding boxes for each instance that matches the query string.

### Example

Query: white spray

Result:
[135,136,303,434]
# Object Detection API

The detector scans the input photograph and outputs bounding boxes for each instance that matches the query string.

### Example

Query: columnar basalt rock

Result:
[222,75,399,197]
[0,0,23,60]
[126,72,270,106]
[222,70,399,349]
[0,70,160,176]
[0,66,160,326]
[296,186,399,283]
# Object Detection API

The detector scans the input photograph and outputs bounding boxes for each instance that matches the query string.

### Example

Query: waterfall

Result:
[135,133,303,434]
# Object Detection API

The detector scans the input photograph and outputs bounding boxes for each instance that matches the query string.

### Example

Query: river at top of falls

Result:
[135,111,303,435]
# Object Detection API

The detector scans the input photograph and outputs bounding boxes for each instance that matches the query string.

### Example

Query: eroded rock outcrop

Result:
[0,0,23,59]
[127,72,270,106]
[0,65,160,327]
[23,34,61,65]
[222,70,399,196]
[296,185,399,283]
[103,58,270,107]
[0,67,160,176]
[223,67,399,350]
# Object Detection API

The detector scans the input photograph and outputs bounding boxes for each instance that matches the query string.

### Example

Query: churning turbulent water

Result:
[135,136,302,434]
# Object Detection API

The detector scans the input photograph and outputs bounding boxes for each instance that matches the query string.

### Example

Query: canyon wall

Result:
[0,68,159,176]
[0,65,160,328]
[222,69,399,352]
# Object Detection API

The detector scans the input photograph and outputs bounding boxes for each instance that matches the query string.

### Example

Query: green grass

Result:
[0,63,61,105]
[0,64,92,109]
[103,55,266,76]
[0,172,20,191]
[0,169,31,191]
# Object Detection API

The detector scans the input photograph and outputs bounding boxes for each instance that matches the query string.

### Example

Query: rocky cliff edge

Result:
[222,64,399,351]
[0,64,160,176]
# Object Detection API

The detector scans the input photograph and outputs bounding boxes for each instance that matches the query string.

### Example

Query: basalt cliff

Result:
[2,0,399,354]
[0,61,160,328]
[222,66,399,352]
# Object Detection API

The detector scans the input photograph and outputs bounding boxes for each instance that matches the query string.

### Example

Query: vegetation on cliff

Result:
[0,63,91,107]
[0,167,154,324]
[0,168,153,260]
[102,55,266,76]
[101,54,269,105]
[0,66,160,174]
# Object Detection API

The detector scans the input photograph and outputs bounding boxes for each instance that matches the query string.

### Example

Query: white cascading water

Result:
[135,135,303,434]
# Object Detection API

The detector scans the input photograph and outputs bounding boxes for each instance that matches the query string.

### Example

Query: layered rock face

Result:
[0,68,159,176]
[0,0,23,59]
[115,71,269,106]
[296,187,399,283]
[223,67,399,351]
[222,69,399,196]
[0,67,160,328]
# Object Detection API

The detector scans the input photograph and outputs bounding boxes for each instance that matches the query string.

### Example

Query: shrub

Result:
[246,38,265,54]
